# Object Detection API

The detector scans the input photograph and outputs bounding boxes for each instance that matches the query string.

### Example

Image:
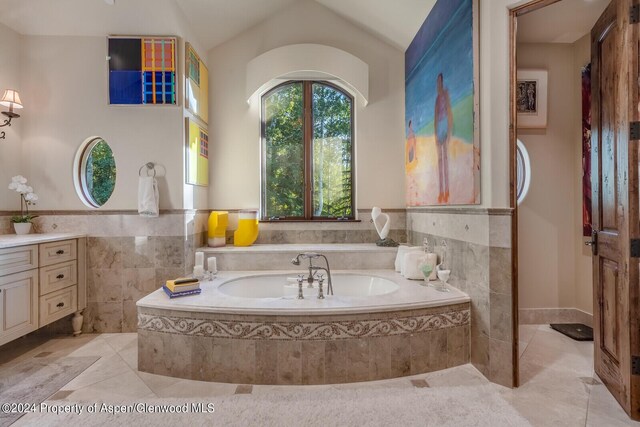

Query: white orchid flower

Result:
[11,175,27,184]
[8,182,17,190]
[25,193,38,202]
[23,186,33,194]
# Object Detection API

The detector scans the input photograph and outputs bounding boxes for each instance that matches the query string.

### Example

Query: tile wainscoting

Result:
[137,303,470,384]
[0,210,209,334]
[406,207,515,387]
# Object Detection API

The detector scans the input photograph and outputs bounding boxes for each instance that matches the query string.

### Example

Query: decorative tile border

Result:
[137,308,470,340]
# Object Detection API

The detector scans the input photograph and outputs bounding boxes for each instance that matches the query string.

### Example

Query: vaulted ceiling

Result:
[0,0,436,52]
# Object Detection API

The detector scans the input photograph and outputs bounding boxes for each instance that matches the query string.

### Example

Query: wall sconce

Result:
[0,89,23,140]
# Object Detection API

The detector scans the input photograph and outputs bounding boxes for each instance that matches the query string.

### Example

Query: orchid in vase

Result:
[8,175,38,224]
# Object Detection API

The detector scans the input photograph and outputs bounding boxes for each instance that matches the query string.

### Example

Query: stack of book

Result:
[163,277,201,298]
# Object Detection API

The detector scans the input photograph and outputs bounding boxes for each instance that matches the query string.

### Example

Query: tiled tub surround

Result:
[200,243,397,271]
[406,208,515,387]
[137,270,470,384]
[0,210,209,334]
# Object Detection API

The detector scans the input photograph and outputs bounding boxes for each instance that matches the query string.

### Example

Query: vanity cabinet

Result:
[0,269,38,346]
[0,235,86,347]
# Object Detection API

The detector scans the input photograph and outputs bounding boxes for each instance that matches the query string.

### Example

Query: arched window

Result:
[261,81,354,220]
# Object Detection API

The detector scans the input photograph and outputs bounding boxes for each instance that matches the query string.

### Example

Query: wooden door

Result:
[591,0,640,419]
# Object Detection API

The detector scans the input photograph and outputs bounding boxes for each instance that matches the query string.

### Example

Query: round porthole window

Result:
[516,139,531,205]
[73,137,116,208]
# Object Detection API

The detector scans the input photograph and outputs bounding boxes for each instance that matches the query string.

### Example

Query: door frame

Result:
[509,0,640,416]
[507,0,563,388]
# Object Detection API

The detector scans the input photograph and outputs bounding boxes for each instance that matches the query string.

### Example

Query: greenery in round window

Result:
[78,137,116,208]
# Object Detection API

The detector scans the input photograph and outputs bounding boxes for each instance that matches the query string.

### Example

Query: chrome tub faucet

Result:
[291,252,333,296]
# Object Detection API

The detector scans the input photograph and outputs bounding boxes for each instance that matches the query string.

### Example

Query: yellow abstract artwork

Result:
[186,118,209,186]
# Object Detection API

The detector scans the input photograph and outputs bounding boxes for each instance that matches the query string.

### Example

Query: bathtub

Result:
[137,270,471,385]
[218,273,399,298]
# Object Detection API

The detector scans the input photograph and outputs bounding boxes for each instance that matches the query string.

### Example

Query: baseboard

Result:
[519,308,593,327]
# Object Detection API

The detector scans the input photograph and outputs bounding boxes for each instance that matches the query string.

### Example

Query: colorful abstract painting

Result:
[582,64,592,236]
[186,118,209,186]
[405,0,480,206]
[185,43,209,124]
[108,37,176,105]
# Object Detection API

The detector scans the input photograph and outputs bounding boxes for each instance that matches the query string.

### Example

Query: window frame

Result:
[260,80,355,221]
[73,136,116,208]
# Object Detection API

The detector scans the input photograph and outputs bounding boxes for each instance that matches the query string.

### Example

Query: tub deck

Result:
[136,270,469,315]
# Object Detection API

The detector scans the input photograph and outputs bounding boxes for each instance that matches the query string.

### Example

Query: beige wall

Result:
[206,0,406,211]
[517,35,592,314]
[0,23,24,211]
[1,1,209,211]
[572,34,593,315]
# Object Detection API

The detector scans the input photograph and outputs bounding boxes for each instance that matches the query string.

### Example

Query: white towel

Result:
[403,251,427,280]
[138,176,159,217]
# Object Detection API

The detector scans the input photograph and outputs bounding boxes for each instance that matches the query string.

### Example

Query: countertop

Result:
[0,232,87,249]
[136,269,469,316]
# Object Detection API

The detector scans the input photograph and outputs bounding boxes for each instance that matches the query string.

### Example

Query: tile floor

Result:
[1,325,638,426]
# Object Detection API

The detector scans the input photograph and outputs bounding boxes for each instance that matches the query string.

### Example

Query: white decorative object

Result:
[371,207,390,240]
[193,265,205,279]
[13,223,32,235]
[403,251,427,280]
[399,247,423,275]
[395,246,414,272]
[424,253,438,280]
[72,311,84,336]
[207,257,217,274]
[436,269,451,293]
[8,175,38,230]
[195,251,204,267]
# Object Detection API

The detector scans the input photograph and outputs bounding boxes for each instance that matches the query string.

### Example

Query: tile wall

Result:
[406,207,515,388]
[0,210,209,334]
[220,209,407,245]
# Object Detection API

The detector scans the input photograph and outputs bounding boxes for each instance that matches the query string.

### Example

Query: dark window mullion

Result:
[303,81,313,220]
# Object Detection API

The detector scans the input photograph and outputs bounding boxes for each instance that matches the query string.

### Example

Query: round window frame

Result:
[516,139,531,206]
[73,136,116,208]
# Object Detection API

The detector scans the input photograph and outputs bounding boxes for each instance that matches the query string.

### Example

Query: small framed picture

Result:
[517,69,548,129]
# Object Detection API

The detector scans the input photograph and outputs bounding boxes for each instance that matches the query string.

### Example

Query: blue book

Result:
[163,285,202,299]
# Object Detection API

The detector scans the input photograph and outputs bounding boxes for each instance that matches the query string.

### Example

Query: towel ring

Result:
[139,162,156,177]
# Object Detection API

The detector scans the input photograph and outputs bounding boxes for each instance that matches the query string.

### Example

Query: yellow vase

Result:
[234,209,259,246]
[208,211,228,247]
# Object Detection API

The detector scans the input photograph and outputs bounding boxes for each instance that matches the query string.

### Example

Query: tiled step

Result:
[198,243,397,271]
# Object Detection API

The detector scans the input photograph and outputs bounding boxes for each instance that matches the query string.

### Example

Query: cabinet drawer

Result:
[39,240,77,267]
[39,260,77,295]
[0,245,38,276]
[39,286,76,327]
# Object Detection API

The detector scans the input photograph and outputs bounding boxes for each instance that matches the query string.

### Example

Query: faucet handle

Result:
[297,274,305,284]
[317,276,325,299]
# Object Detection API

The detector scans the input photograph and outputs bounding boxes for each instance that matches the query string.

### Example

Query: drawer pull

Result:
[56,250,65,255]
[56,302,65,308]
[56,274,65,279]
